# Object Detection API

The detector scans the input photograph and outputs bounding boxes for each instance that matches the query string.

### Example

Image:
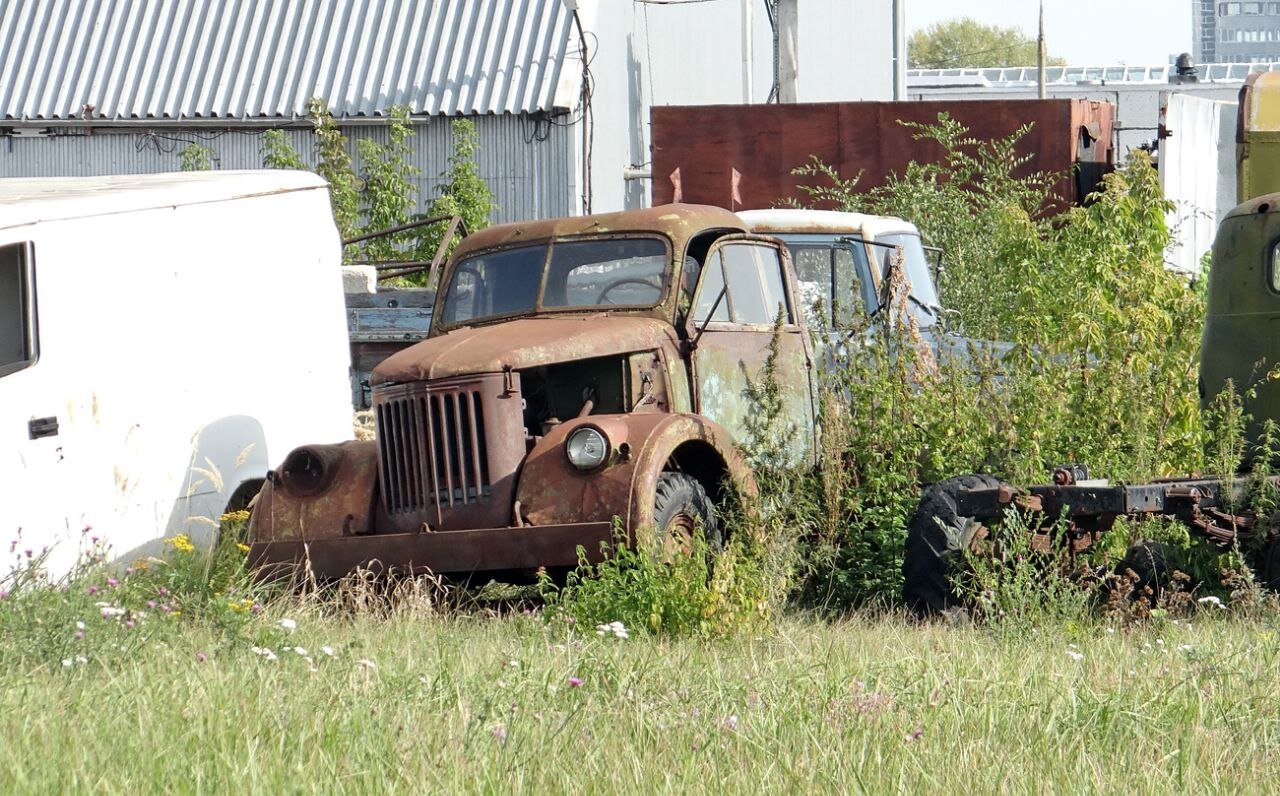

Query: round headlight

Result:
[565,426,609,471]
[280,447,332,496]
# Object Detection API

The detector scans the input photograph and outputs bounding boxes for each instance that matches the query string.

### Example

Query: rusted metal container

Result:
[651,99,1115,212]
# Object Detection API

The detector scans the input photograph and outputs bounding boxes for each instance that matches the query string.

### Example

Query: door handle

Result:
[28,416,58,439]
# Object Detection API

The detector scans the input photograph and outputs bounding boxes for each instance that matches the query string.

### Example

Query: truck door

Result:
[686,237,816,465]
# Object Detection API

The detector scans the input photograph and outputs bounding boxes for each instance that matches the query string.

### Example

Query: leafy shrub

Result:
[785,116,1210,610]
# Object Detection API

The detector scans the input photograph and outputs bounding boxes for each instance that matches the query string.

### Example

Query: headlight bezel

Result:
[565,425,611,472]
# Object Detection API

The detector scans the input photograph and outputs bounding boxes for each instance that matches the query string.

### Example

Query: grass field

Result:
[5,597,1280,793]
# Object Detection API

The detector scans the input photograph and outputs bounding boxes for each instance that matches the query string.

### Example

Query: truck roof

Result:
[0,170,328,230]
[737,208,920,239]
[451,203,748,260]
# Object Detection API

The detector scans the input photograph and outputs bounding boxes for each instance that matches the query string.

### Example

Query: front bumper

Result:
[248,521,614,579]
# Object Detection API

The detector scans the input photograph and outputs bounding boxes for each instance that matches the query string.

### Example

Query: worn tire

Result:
[1114,541,1170,601]
[902,474,1003,618]
[653,471,722,555]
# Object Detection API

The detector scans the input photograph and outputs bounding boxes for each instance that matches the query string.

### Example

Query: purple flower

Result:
[492,726,507,742]
[87,586,99,595]
[106,577,119,588]
[146,600,156,609]
[158,587,169,597]
[74,630,84,640]
[125,620,135,629]
[195,652,208,663]
[567,676,583,688]
[124,568,134,576]
[23,549,32,558]
[0,589,8,600]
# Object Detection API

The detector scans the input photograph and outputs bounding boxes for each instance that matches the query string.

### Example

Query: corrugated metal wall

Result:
[0,115,577,222]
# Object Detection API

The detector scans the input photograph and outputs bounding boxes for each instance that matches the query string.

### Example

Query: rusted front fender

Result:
[514,413,754,534]
[247,441,379,545]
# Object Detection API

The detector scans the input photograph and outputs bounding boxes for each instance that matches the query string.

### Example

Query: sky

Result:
[907,0,1195,67]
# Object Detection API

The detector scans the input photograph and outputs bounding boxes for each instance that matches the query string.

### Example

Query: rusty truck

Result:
[248,204,827,579]
[903,192,1280,615]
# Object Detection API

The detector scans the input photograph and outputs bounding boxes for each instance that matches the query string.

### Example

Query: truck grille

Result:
[375,386,491,514]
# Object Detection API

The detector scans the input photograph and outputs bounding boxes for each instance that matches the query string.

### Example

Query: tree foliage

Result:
[909,17,1066,69]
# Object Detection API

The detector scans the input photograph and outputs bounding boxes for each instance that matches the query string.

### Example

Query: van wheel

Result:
[653,472,721,557]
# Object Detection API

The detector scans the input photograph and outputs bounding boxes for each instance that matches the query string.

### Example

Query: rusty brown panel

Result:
[651,100,1116,214]
[373,316,683,384]
[249,521,615,580]
[247,441,380,545]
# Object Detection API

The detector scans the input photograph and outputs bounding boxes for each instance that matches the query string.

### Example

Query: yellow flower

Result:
[164,534,196,554]
[221,510,251,523]
[236,542,250,553]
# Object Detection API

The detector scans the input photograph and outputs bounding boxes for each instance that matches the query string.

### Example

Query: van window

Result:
[1271,242,1280,292]
[0,243,37,378]
[788,243,871,327]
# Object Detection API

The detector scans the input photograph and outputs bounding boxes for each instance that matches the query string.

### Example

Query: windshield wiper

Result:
[686,285,727,354]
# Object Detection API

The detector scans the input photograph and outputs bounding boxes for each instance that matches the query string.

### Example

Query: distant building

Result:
[0,0,892,219]
[1194,1,1280,64]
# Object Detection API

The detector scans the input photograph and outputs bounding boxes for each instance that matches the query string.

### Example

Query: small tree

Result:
[909,18,1066,69]
[261,130,307,171]
[178,142,214,171]
[420,119,496,266]
[306,98,362,242]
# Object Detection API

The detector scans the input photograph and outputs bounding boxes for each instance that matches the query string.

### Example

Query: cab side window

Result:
[0,242,37,379]
[722,243,791,325]
[1271,242,1280,292]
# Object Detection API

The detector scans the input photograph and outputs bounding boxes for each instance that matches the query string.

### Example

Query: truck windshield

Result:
[439,237,669,327]
[873,233,940,326]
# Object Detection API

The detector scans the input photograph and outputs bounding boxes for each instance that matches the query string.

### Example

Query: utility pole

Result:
[777,0,798,102]
[892,0,906,100]
[1037,0,1047,99]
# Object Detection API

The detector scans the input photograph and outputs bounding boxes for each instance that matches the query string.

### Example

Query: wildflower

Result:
[146,600,156,610]
[492,725,508,742]
[164,535,195,554]
[106,577,119,588]
[720,715,739,731]
[236,542,250,553]
[1178,644,1195,653]
[61,658,73,668]
[908,725,924,741]
[278,618,297,633]
[158,587,169,597]
[292,646,309,657]
[250,646,278,662]
[567,676,583,688]
[125,620,135,630]
[0,589,7,600]
[1197,595,1226,609]
[595,621,629,639]
[74,630,85,641]
[100,605,126,619]
[320,646,336,657]
[356,659,377,671]
[195,652,208,663]
[87,586,99,596]
[507,660,520,669]
[75,621,85,631]
[1066,650,1085,662]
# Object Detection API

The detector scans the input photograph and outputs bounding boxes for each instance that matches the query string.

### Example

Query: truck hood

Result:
[372,316,681,384]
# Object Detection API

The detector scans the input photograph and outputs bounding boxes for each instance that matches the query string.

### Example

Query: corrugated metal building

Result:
[0,0,892,219]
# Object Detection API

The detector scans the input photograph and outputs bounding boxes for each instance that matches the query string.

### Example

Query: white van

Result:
[0,171,353,579]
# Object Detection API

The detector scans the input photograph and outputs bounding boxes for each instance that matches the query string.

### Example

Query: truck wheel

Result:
[653,471,722,557]
[1266,538,1280,591]
[902,474,1003,618]
[1114,541,1170,601]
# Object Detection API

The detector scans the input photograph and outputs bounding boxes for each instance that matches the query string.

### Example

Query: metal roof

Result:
[908,62,1280,87]
[0,0,576,123]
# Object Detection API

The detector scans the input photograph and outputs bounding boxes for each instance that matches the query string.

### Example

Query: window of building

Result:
[1221,2,1242,14]
[0,242,37,379]
[1244,1,1263,12]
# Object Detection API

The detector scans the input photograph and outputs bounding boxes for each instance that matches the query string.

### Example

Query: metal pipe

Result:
[742,0,753,103]
[892,0,907,100]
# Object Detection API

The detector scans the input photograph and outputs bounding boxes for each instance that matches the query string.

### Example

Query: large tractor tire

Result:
[1113,541,1171,602]
[902,474,1003,618]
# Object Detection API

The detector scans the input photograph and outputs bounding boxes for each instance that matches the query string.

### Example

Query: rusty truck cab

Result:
[248,204,817,579]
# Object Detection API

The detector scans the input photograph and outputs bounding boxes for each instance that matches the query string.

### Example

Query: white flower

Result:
[1178,644,1195,652]
[75,621,85,631]
[507,659,520,669]
[278,617,297,632]
[76,656,87,664]
[1066,650,1085,662]
[61,658,73,668]
[100,605,126,619]
[251,646,278,662]
[320,645,336,657]
[291,646,308,657]
[596,621,629,639]
[356,659,377,671]
[1197,595,1225,609]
